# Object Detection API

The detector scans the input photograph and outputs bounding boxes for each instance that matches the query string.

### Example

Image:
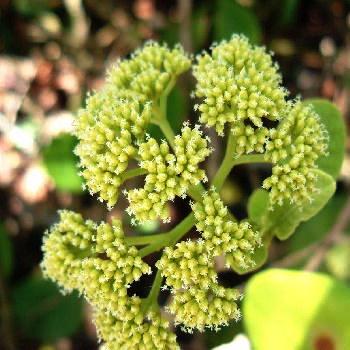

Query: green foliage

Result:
[287,192,348,254]
[214,0,261,44]
[42,134,83,193]
[243,269,350,350]
[249,169,336,240]
[0,223,13,278]
[12,277,83,341]
[303,99,346,179]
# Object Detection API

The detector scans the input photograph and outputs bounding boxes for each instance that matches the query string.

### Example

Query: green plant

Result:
[41,35,344,349]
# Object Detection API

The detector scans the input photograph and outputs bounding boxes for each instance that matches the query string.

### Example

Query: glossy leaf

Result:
[303,99,346,179]
[214,0,261,44]
[243,269,350,350]
[12,277,83,341]
[42,134,83,193]
[268,170,335,240]
[287,193,348,253]
[231,243,269,275]
[247,189,269,227]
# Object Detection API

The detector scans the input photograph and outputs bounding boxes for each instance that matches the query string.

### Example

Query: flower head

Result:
[193,34,287,136]
[169,284,241,332]
[126,124,212,223]
[41,211,151,319]
[94,309,179,350]
[263,101,328,206]
[75,95,152,208]
[192,188,261,268]
[108,42,191,102]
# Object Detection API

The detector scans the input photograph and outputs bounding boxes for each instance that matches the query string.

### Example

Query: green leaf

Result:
[260,170,336,240]
[14,0,53,17]
[247,189,269,227]
[303,99,346,179]
[12,277,83,341]
[0,223,13,278]
[42,134,83,193]
[214,0,261,44]
[243,269,350,350]
[227,190,271,275]
[231,244,269,275]
[287,193,348,253]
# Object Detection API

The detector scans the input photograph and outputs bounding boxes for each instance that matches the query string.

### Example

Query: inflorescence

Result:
[41,35,328,349]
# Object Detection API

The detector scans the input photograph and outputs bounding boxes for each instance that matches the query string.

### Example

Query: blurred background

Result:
[0,0,350,349]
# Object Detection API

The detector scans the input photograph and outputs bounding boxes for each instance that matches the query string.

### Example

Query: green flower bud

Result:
[231,122,269,155]
[191,188,261,268]
[156,240,217,290]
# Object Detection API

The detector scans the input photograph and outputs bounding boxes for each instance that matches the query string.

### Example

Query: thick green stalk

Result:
[157,118,176,149]
[212,131,269,190]
[125,232,172,246]
[141,268,163,313]
[138,213,195,258]
[122,168,148,182]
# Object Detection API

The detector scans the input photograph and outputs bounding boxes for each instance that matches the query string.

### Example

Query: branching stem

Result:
[138,213,195,258]
[122,168,147,182]
[141,268,163,313]
[137,88,272,313]
[212,132,270,190]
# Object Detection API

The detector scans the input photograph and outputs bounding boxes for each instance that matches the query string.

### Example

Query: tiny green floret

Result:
[41,35,331,350]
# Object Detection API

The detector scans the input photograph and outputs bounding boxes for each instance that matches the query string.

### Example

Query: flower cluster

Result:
[263,101,328,206]
[107,42,191,102]
[41,36,331,350]
[193,34,287,138]
[74,42,191,209]
[41,211,151,320]
[157,240,240,332]
[157,240,242,332]
[94,309,178,350]
[168,284,241,332]
[192,188,261,269]
[157,240,216,290]
[193,35,328,207]
[126,124,212,223]
[74,95,152,208]
[156,189,260,331]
